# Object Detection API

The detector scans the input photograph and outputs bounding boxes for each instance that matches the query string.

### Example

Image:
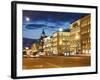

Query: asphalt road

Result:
[23,56,90,69]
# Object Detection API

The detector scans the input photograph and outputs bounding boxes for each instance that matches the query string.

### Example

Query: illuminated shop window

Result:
[86,50,88,54]
[83,50,85,53]
[89,50,91,54]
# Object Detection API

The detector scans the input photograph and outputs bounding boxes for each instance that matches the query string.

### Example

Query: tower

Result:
[39,29,47,52]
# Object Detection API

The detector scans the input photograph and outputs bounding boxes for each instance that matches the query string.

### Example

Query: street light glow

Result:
[59,40,62,45]
[59,28,63,32]
[25,47,29,50]
[48,36,50,39]
[75,33,80,40]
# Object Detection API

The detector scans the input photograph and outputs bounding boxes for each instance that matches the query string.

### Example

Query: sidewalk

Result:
[74,54,90,56]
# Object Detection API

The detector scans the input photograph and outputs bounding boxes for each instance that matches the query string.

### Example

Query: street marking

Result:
[34,65,43,67]
[46,62,61,68]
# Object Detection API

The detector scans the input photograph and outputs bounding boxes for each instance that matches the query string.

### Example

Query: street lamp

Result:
[47,36,51,56]
[75,34,80,40]
[25,47,29,50]
[59,28,63,32]
[75,33,80,55]
[59,40,62,45]
[58,28,63,55]
[59,28,63,45]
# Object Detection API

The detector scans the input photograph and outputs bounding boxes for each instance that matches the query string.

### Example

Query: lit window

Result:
[83,50,85,53]
[86,50,88,54]
[89,50,91,53]
[88,29,90,33]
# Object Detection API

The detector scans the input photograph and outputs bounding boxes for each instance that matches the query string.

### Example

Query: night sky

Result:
[23,10,89,39]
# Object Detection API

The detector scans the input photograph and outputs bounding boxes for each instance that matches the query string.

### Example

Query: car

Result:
[64,52,70,56]
[30,54,40,58]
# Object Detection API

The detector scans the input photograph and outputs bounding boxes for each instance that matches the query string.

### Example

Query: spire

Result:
[42,29,45,35]
[41,29,46,37]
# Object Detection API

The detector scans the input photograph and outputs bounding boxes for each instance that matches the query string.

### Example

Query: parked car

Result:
[30,54,40,58]
[64,52,70,56]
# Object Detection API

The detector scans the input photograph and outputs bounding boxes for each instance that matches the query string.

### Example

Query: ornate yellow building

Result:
[44,36,52,56]
[31,43,38,53]
[52,31,70,55]
[44,30,70,56]
[80,15,91,54]
[69,14,91,55]
[70,20,81,55]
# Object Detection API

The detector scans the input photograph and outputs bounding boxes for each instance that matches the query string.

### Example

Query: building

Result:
[70,20,81,55]
[51,32,58,55]
[60,30,70,55]
[80,15,91,55]
[44,36,52,56]
[43,33,58,56]
[43,29,70,56]
[69,14,91,55]
[45,30,70,56]
[39,29,47,52]
[31,43,38,55]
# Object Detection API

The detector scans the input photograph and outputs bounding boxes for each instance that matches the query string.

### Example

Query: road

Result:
[23,56,90,69]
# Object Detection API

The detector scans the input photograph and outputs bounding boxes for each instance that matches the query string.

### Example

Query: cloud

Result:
[25,23,60,30]
[25,24,45,29]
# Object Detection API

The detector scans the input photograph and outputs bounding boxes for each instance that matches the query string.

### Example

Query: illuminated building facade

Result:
[80,15,91,54]
[44,36,52,56]
[61,31,70,55]
[53,31,70,55]
[39,29,47,52]
[31,43,38,54]
[52,32,58,55]
[44,30,70,56]
[70,20,81,55]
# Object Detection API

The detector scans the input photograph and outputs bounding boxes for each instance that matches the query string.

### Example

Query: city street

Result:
[23,56,90,69]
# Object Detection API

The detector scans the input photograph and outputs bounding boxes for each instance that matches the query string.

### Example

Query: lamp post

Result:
[50,36,53,56]
[75,33,80,55]
[58,28,63,56]
[47,36,51,56]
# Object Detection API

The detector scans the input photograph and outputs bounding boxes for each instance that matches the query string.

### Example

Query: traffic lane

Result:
[42,56,91,67]
[23,56,90,69]
[23,57,61,69]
